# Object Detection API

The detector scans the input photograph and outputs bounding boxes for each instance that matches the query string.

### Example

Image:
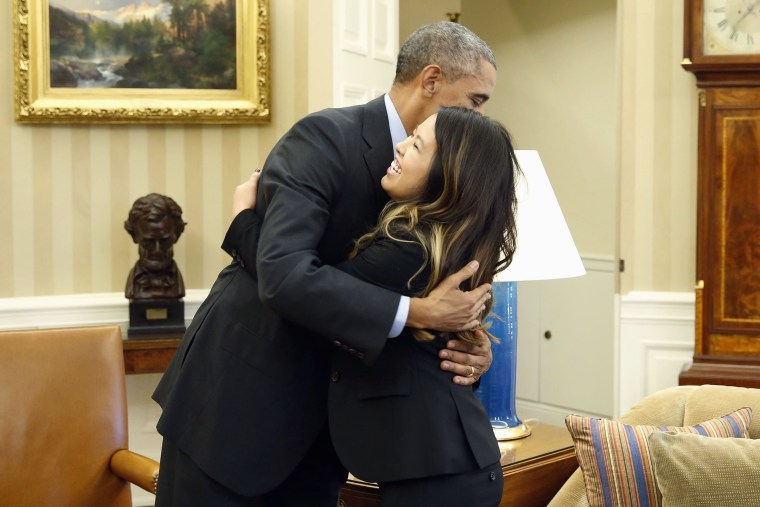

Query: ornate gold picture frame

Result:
[13,0,270,124]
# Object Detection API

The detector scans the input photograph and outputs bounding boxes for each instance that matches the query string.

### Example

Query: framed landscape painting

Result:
[13,0,270,123]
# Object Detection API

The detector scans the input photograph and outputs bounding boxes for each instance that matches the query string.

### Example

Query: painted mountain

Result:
[49,0,236,89]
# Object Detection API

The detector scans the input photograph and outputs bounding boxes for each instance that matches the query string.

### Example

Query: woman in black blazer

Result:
[297,107,519,506]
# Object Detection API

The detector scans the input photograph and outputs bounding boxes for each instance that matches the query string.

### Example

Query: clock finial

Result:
[445,12,460,23]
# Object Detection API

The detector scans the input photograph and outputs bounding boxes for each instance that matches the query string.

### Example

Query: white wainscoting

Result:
[617,291,695,416]
[0,290,208,507]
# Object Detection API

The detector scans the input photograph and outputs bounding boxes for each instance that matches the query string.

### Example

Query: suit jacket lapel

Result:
[362,95,393,211]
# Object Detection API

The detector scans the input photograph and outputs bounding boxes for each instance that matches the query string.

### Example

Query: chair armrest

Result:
[110,449,160,494]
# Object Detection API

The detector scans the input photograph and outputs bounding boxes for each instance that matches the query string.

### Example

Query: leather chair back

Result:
[0,325,132,507]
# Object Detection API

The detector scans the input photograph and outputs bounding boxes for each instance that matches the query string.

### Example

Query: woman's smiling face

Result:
[381,113,437,201]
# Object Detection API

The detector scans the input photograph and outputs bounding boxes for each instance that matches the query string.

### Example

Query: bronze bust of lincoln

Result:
[124,193,186,301]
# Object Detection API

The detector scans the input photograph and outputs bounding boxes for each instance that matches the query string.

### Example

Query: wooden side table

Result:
[339,421,577,507]
[122,335,181,374]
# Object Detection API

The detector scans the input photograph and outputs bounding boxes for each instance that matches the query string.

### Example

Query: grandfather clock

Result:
[680,0,760,388]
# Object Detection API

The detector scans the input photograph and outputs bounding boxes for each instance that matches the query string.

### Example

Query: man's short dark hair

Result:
[394,22,496,85]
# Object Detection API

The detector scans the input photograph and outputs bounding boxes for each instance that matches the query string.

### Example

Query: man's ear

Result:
[419,64,443,97]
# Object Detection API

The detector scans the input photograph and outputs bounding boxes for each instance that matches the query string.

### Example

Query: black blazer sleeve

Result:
[222,209,260,276]
[248,112,401,364]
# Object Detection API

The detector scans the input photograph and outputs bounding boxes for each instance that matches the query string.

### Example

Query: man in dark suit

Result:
[153,22,498,506]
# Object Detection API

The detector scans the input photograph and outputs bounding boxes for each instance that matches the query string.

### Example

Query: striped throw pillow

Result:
[565,407,752,507]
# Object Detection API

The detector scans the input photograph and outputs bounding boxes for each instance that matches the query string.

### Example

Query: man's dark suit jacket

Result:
[152,96,403,496]
[330,234,500,483]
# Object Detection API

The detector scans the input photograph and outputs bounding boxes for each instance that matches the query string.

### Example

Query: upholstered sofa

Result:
[548,384,760,507]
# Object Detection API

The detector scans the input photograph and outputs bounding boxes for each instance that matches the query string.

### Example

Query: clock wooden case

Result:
[681,0,760,388]
[685,0,760,71]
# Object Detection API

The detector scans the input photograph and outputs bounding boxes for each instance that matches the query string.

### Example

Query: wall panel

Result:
[32,128,53,295]
[51,127,73,293]
[0,11,12,294]
[109,126,133,295]
[71,128,92,293]
[89,127,113,293]
[618,0,699,293]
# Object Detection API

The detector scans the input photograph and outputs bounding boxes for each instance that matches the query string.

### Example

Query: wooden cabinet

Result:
[516,261,616,419]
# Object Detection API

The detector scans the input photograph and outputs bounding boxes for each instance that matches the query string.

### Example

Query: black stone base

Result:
[128,299,186,339]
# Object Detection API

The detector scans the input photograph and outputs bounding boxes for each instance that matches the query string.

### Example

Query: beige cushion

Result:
[682,384,760,439]
[649,432,760,507]
[619,385,697,427]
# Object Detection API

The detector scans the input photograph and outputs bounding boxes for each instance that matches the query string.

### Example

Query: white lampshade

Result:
[497,150,585,282]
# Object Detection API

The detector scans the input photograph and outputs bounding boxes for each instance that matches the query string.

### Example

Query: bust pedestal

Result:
[128,299,186,339]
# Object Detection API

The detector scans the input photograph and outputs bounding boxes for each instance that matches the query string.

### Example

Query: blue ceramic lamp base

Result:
[475,281,532,441]
[472,151,586,440]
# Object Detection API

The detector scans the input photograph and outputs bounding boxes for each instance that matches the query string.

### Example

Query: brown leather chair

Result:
[0,325,159,507]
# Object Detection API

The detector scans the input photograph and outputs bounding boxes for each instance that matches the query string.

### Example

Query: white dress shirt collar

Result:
[384,94,407,158]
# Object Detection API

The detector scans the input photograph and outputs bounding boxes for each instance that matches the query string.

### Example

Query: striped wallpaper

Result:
[1,0,700,299]
[1,0,327,298]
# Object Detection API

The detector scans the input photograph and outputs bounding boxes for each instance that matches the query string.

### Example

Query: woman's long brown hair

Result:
[354,107,520,344]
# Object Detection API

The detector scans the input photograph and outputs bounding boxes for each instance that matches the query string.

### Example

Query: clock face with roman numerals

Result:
[703,0,760,54]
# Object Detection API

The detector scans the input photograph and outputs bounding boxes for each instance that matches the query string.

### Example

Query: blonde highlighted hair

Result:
[353,107,520,344]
